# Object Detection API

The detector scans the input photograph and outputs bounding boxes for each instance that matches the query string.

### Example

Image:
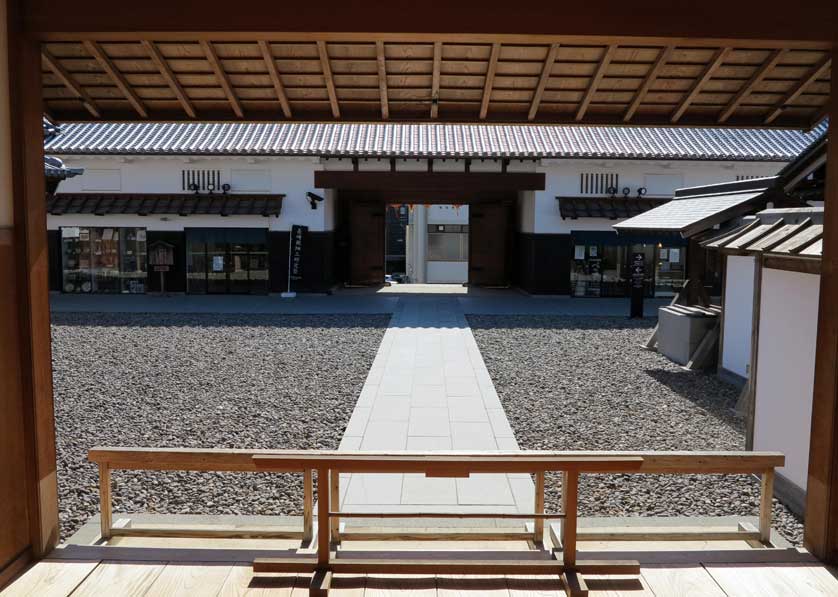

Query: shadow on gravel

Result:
[467,314,656,331]
[644,368,744,433]
[51,312,392,329]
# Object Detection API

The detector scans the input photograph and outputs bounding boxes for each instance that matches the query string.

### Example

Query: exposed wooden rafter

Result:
[765,55,831,124]
[41,48,101,118]
[576,45,616,121]
[317,41,340,119]
[257,41,292,119]
[719,49,786,123]
[479,43,501,120]
[376,41,389,120]
[810,103,829,129]
[624,45,672,122]
[671,47,730,123]
[142,40,196,119]
[199,40,244,118]
[84,40,148,118]
[528,43,559,121]
[430,42,442,118]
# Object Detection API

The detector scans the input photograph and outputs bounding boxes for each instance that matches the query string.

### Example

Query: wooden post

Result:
[534,471,545,544]
[759,469,775,545]
[744,254,764,449]
[317,468,330,567]
[99,463,112,540]
[806,61,838,563]
[560,471,578,568]
[303,469,313,543]
[330,470,340,543]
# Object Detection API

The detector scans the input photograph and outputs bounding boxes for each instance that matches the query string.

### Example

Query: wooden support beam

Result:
[142,40,195,119]
[806,64,838,564]
[317,41,340,119]
[303,469,313,543]
[624,46,672,122]
[430,41,441,118]
[479,42,501,120]
[671,47,730,123]
[41,48,101,118]
[317,468,330,567]
[83,40,147,118]
[534,471,545,543]
[257,41,292,119]
[199,40,243,118]
[576,45,615,121]
[528,43,559,120]
[375,40,389,119]
[719,49,785,123]
[760,469,775,544]
[98,463,111,540]
[765,55,831,124]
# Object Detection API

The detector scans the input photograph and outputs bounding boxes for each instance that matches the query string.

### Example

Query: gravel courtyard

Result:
[51,312,389,541]
[468,315,804,545]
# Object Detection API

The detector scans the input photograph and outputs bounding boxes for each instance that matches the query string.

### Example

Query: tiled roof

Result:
[43,122,828,162]
[703,208,823,258]
[559,196,669,220]
[47,193,284,216]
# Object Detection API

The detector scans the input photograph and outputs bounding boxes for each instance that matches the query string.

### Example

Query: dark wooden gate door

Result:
[469,201,510,286]
[349,200,385,285]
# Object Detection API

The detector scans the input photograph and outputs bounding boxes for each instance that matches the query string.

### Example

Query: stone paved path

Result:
[337,295,535,513]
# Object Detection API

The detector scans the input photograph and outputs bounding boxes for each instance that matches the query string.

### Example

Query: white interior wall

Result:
[753,267,820,491]
[721,255,756,378]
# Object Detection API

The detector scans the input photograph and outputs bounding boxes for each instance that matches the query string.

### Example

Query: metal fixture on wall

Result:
[307,191,324,210]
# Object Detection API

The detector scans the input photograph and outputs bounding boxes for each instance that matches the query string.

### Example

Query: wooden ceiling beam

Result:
[430,41,442,118]
[376,41,389,120]
[671,46,730,123]
[257,40,292,119]
[41,48,101,118]
[479,42,501,120]
[719,48,786,123]
[142,40,196,119]
[199,40,244,118]
[84,40,148,118]
[765,55,831,124]
[528,43,559,121]
[317,41,340,119]
[623,45,672,122]
[576,44,616,121]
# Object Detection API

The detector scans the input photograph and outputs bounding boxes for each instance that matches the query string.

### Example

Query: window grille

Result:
[182,169,222,191]
[580,172,620,195]
[735,174,762,181]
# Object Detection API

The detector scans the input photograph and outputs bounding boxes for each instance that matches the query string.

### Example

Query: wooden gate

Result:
[469,201,512,286]
[349,201,385,286]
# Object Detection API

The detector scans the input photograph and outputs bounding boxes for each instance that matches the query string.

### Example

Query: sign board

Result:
[148,241,175,266]
[630,252,645,318]
[289,224,308,281]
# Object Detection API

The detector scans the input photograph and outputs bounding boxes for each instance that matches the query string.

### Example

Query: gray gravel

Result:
[468,315,804,545]
[51,312,389,541]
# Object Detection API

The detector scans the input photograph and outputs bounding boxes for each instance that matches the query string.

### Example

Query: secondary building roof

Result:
[559,196,669,220]
[47,193,284,217]
[43,121,827,161]
[703,207,823,259]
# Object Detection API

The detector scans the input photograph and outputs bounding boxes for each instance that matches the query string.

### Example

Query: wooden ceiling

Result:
[40,37,831,128]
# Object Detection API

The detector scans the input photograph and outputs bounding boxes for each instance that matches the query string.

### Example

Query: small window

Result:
[82,169,122,191]
[580,172,620,195]
[182,169,222,191]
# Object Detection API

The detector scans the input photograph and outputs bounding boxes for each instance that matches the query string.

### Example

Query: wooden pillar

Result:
[805,45,838,564]
[0,0,59,571]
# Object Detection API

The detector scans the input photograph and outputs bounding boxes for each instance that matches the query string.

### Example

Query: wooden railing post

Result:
[303,469,313,543]
[534,471,545,544]
[561,471,578,569]
[759,468,775,544]
[317,468,330,566]
[99,462,112,540]
[330,470,340,543]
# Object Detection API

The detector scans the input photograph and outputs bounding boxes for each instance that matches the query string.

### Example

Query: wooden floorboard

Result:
[0,559,99,597]
[582,574,656,596]
[328,574,366,596]
[505,574,566,596]
[216,564,299,596]
[437,575,511,596]
[143,562,234,596]
[705,563,838,597]
[69,560,166,597]
[364,574,436,596]
[641,565,726,597]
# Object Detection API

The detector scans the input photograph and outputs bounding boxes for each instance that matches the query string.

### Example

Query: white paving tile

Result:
[406,436,452,450]
[408,407,451,437]
[448,399,489,423]
[369,396,411,421]
[456,474,515,505]
[343,473,403,506]
[410,384,447,407]
[402,475,458,504]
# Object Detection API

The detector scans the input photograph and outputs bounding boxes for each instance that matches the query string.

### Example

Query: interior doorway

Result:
[469,201,514,286]
[348,200,386,286]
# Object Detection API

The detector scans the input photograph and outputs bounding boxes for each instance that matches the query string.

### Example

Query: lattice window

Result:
[735,174,762,181]
[182,169,222,191]
[579,172,620,195]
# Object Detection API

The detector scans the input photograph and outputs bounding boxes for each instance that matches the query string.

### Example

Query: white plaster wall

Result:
[721,255,756,378]
[753,268,820,491]
[535,160,783,235]
[518,191,535,234]
[428,205,468,224]
[55,156,329,231]
[427,261,468,283]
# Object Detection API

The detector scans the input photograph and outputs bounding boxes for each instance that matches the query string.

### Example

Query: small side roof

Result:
[702,207,823,259]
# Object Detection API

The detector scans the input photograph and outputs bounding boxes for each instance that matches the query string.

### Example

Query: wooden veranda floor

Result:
[4,536,838,596]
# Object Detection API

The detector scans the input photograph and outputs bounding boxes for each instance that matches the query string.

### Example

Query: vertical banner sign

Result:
[630,252,645,318]
[284,225,308,296]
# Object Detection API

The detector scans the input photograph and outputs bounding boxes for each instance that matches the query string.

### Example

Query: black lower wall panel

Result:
[269,230,335,293]
[516,233,572,295]
[146,231,186,293]
[48,229,62,291]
